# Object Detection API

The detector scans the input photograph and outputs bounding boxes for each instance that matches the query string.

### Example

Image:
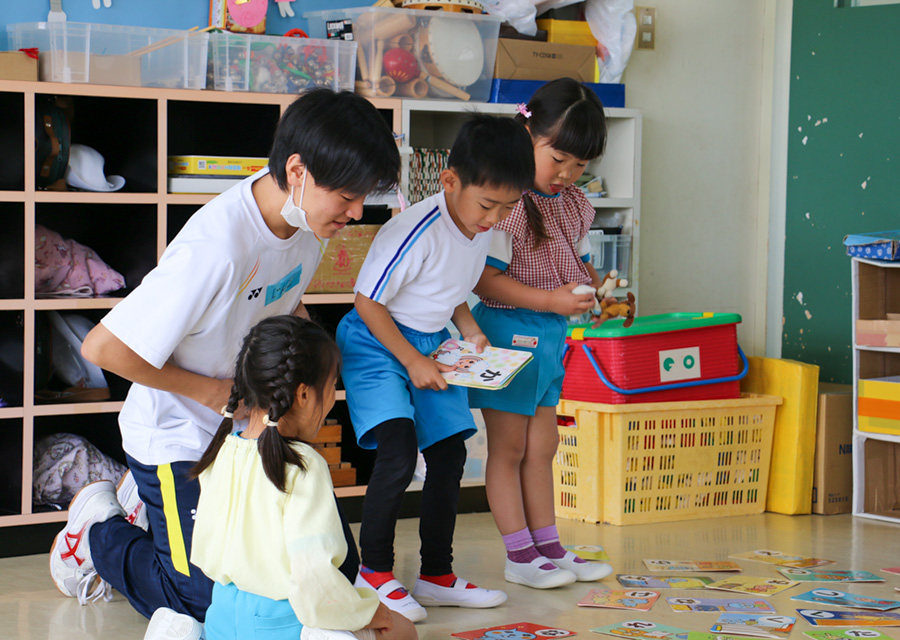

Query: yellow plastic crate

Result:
[554,394,782,525]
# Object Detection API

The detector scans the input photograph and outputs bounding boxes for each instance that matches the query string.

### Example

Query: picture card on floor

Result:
[731,550,834,568]
[710,613,796,639]
[706,576,799,597]
[618,575,715,589]
[453,623,577,640]
[791,589,900,611]
[803,630,891,640]
[684,634,760,640]
[565,545,610,561]
[777,567,884,583]
[666,596,776,613]
[644,559,742,572]
[882,567,900,576]
[797,609,900,627]
[578,589,659,611]
[591,620,689,640]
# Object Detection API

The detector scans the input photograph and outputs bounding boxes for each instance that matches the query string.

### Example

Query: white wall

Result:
[623,1,776,355]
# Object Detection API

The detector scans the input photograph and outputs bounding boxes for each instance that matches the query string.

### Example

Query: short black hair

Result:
[447,113,534,194]
[268,89,400,195]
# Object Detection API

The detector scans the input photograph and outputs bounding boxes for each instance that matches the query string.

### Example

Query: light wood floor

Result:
[1,512,898,639]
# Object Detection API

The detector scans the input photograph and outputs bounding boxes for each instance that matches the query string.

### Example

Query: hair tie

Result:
[516,103,532,119]
[262,414,279,428]
[221,406,234,419]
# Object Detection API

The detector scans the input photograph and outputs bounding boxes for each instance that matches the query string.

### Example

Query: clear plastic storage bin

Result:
[588,230,632,280]
[7,22,208,88]
[210,32,356,94]
[304,7,501,102]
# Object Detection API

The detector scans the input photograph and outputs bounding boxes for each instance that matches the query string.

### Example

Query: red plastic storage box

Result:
[561,312,747,404]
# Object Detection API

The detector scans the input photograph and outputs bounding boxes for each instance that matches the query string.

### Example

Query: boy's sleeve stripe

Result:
[368,207,441,301]
[486,256,508,271]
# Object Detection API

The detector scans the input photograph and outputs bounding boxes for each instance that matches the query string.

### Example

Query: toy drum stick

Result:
[371,40,385,84]
[397,77,428,98]
[128,25,214,57]
[425,75,470,101]
[387,33,413,51]
[357,44,370,82]
[377,75,396,97]
[355,80,377,97]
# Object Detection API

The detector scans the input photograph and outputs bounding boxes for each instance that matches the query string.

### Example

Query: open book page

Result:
[429,339,532,390]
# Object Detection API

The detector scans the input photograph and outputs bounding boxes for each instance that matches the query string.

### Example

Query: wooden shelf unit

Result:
[0,79,641,529]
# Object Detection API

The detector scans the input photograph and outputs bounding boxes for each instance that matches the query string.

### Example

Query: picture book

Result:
[452,622,576,640]
[644,559,742,572]
[566,545,610,561]
[619,575,715,590]
[797,609,900,627]
[705,577,799,597]
[590,620,689,640]
[709,614,795,639]
[803,629,891,640]
[429,339,532,390]
[777,567,884,583]
[666,596,776,613]
[731,550,834,568]
[577,589,660,611]
[791,589,900,611]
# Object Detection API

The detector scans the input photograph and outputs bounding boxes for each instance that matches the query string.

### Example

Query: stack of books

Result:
[167,155,267,194]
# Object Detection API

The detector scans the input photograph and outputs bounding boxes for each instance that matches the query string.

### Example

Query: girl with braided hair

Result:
[190,315,417,640]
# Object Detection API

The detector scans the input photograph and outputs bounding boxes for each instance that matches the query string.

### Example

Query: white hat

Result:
[65,144,125,192]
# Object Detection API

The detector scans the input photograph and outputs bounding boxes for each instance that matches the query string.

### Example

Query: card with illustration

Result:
[644,559,742,572]
[882,567,900,576]
[710,614,795,639]
[566,545,610,561]
[683,634,760,640]
[791,589,900,611]
[777,567,884,583]
[430,339,533,390]
[666,596,776,613]
[803,629,892,640]
[731,550,834,568]
[577,589,659,611]
[452,622,577,640]
[618,575,715,590]
[797,609,900,627]
[705,576,799,597]
[590,620,689,640]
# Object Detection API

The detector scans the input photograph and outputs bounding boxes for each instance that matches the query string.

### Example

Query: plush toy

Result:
[597,269,627,300]
[597,291,636,328]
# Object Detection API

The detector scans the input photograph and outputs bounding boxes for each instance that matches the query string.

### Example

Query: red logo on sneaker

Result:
[126,504,143,526]
[60,524,88,566]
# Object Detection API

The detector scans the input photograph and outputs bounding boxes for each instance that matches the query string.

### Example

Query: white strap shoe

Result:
[504,556,577,589]
[549,551,614,581]
[353,573,427,622]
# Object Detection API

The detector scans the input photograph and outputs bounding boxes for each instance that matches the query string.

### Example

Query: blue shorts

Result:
[468,304,567,416]
[336,309,477,451]
[205,581,301,640]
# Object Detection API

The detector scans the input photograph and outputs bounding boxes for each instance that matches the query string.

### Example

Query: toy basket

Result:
[554,394,781,525]
[562,313,747,404]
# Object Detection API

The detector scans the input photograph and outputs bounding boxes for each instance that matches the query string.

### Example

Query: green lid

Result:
[567,312,742,339]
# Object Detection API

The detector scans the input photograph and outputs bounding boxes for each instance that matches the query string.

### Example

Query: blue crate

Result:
[844,230,900,261]
[489,79,624,108]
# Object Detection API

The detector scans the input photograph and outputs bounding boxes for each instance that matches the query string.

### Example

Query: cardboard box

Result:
[168,155,268,177]
[0,51,38,81]
[812,383,853,515]
[493,39,596,83]
[844,230,900,261]
[741,356,819,515]
[306,224,378,293]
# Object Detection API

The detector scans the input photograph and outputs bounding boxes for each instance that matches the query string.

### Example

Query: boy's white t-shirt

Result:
[354,191,490,334]
[102,169,327,466]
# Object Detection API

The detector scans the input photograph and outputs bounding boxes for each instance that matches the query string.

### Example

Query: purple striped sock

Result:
[532,524,587,563]
[502,528,554,569]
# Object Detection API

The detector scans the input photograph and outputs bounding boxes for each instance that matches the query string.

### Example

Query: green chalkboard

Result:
[783,0,900,383]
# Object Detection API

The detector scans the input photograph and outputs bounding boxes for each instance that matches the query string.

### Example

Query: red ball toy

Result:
[382,47,420,83]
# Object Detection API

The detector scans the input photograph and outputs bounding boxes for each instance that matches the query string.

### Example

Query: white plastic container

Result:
[588,230,632,280]
[210,32,357,94]
[304,7,501,102]
[7,22,208,88]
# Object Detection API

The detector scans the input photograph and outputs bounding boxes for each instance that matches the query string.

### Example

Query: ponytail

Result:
[191,390,242,480]
[522,192,550,248]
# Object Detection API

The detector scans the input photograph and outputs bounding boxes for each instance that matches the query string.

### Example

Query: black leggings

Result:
[360,418,467,576]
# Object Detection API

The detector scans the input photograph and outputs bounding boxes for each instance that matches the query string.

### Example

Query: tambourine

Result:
[416,16,483,88]
[402,0,484,13]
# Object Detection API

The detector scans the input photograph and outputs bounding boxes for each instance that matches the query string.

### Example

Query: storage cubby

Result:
[858,349,900,381]
[36,203,158,295]
[857,260,900,321]
[0,312,24,409]
[0,202,25,300]
[37,94,158,192]
[167,101,281,158]
[587,115,638,200]
[167,204,203,244]
[0,419,23,516]
[0,92,25,191]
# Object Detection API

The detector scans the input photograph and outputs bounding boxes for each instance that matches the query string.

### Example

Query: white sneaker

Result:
[504,556,577,589]
[412,576,507,608]
[549,552,613,582]
[353,572,427,623]
[49,480,125,604]
[301,627,376,640]
[116,470,149,532]
[144,607,203,640]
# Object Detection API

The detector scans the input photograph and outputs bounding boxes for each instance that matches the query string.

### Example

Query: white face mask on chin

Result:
[279,169,313,232]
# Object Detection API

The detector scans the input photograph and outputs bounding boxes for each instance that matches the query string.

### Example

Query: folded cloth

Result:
[35,224,125,296]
